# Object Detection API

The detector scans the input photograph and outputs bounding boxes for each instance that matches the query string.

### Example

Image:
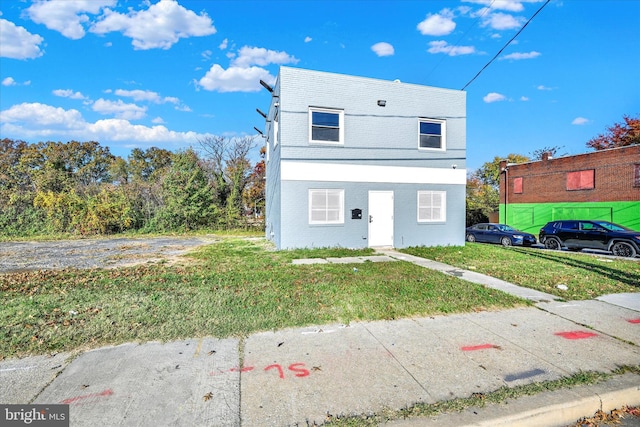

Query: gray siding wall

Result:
[265,66,466,250]
[278,66,465,169]
[280,181,465,249]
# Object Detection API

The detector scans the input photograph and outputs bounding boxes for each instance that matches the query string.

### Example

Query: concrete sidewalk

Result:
[2,251,639,426]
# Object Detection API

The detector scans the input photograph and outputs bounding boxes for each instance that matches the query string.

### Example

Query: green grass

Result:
[402,243,640,300]
[0,238,524,358]
[321,366,640,426]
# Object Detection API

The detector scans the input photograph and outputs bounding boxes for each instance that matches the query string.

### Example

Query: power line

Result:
[461,0,551,91]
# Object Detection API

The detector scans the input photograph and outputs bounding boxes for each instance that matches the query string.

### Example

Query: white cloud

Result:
[26,0,115,40]
[500,51,541,60]
[1,102,86,130]
[90,0,216,50]
[151,117,165,124]
[197,46,298,92]
[537,85,553,90]
[92,98,147,120]
[202,49,212,60]
[219,38,228,50]
[371,42,394,57]
[0,18,44,59]
[482,12,525,30]
[304,36,312,43]
[428,40,475,56]
[483,92,507,103]
[231,46,298,68]
[464,0,529,12]
[0,102,210,148]
[520,96,529,101]
[417,9,456,36]
[2,77,16,86]
[114,89,178,104]
[572,117,589,125]
[197,65,274,93]
[53,89,87,100]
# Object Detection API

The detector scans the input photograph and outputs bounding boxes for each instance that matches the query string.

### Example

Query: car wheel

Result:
[544,237,562,251]
[466,234,476,243]
[611,242,636,258]
[501,237,512,247]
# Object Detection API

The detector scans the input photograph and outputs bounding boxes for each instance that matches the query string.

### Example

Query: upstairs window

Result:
[417,191,446,222]
[309,189,344,224]
[566,169,594,191]
[419,119,446,150]
[309,107,343,144]
[634,164,640,187]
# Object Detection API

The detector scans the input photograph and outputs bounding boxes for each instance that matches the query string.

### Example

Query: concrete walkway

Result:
[2,251,639,426]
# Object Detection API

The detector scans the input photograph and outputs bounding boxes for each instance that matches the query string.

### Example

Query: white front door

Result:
[368,191,394,247]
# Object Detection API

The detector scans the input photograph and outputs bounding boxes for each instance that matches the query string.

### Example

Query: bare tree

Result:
[197,136,257,226]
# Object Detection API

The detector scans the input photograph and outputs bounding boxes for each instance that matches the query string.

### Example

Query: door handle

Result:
[369,215,373,223]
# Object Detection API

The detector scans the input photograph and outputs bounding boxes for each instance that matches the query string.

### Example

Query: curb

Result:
[384,373,640,427]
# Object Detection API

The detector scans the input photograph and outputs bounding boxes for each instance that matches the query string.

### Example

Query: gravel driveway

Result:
[0,235,218,273]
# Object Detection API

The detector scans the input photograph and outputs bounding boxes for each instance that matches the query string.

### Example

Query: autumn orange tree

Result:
[586,114,640,150]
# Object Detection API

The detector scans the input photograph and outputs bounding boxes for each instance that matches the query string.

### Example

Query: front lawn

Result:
[1,238,523,358]
[402,243,640,300]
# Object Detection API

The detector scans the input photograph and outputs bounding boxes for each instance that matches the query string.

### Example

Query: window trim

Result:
[418,118,446,151]
[309,107,344,145]
[308,189,345,225]
[634,164,640,188]
[417,190,446,223]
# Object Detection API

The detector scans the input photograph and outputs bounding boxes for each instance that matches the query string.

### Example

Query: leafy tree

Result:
[243,145,266,221]
[466,176,498,226]
[586,114,640,150]
[128,147,173,182]
[466,154,529,226]
[158,149,217,230]
[472,154,530,189]
[83,186,135,234]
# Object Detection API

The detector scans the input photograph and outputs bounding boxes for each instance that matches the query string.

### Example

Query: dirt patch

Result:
[0,236,218,273]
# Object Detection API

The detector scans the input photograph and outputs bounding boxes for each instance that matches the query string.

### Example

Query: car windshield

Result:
[593,221,632,232]
[497,225,516,232]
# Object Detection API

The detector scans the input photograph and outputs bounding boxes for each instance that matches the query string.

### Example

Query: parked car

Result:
[465,223,537,247]
[539,220,640,258]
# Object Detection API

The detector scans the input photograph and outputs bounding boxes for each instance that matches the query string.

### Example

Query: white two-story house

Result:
[262,67,466,250]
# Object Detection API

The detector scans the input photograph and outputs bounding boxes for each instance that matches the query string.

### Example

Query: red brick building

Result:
[499,145,640,234]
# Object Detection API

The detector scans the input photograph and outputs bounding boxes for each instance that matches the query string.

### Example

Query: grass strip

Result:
[402,243,640,300]
[322,366,640,426]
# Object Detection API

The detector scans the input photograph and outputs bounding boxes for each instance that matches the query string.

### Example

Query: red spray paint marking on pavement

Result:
[555,331,598,340]
[461,343,497,351]
[627,318,640,324]
[61,389,113,405]
[210,362,310,380]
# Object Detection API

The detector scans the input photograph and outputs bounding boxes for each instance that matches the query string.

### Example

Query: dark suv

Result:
[539,220,640,258]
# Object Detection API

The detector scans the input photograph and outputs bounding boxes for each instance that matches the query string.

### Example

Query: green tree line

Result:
[0,137,265,237]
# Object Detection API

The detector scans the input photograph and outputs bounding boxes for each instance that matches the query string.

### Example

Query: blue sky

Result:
[1,0,639,172]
